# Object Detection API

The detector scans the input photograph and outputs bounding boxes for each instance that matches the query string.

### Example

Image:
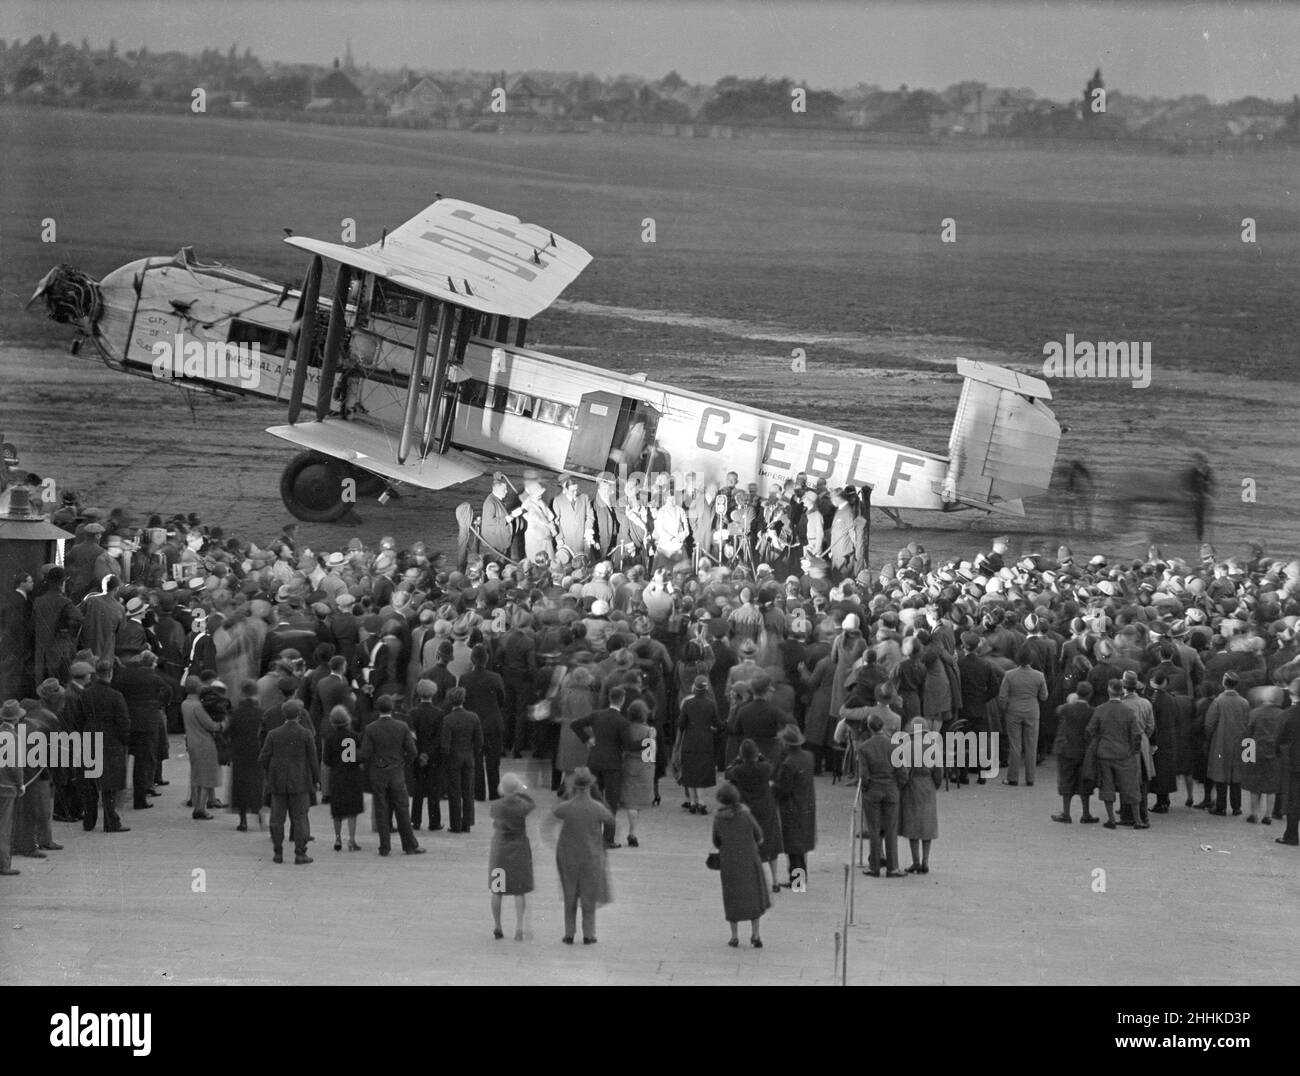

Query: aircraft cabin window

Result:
[505,391,534,417]
[227,319,289,358]
[556,405,577,428]
[534,399,560,425]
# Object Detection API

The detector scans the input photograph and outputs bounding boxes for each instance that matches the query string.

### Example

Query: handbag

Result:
[705,852,721,871]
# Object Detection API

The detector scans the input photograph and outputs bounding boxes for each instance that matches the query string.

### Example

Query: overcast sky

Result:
[3,1,1297,102]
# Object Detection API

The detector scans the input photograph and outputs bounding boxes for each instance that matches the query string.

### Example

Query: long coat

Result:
[773,746,816,854]
[725,757,783,860]
[712,804,771,923]
[489,791,535,894]
[182,696,223,787]
[323,725,365,817]
[803,655,835,747]
[675,693,719,788]
[553,792,613,904]
[70,680,131,790]
[621,721,655,808]
[1147,689,1181,794]
[1240,704,1283,794]
[1205,689,1251,784]
[898,751,942,841]
[225,698,265,812]
[555,679,595,773]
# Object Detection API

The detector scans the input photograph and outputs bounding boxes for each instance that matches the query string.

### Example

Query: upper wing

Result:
[283,199,591,320]
[266,419,483,491]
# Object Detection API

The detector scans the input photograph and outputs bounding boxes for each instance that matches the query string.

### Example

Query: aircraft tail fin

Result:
[942,359,1060,511]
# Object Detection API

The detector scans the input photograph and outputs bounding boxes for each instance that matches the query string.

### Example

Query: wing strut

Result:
[287,255,323,424]
[397,295,437,465]
[315,264,353,421]
[419,305,459,460]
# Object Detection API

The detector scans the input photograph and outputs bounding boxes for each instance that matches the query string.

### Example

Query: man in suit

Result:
[460,644,507,802]
[440,687,483,833]
[1085,679,1143,829]
[32,567,82,685]
[1051,681,1099,823]
[591,472,621,563]
[68,659,132,833]
[856,714,909,877]
[113,651,172,810]
[958,631,1004,777]
[258,700,320,864]
[726,674,794,764]
[359,695,423,856]
[408,679,444,831]
[571,684,632,848]
[0,570,34,702]
[997,646,1048,787]
[480,473,523,563]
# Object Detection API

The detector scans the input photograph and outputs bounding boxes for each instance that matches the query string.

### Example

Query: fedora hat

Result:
[778,724,805,747]
[0,699,25,721]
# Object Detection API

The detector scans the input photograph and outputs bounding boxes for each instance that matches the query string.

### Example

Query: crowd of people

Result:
[1,469,1299,947]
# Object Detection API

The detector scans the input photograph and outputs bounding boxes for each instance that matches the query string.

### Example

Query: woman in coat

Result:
[553,664,595,795]
[182,677,225,821]
[1241,688,1284,824]
[226,680,264,831]
[549,767,614,945]
[897,716,942,873]
[801,653,836,776]
[489,772,535,940]
[772,725,815,888]
[674,675,720,813]
[893,638,926,722]
[712,781,770,947]
[323,705,364,851]
[725,737,783,892]
[621,700,655,847]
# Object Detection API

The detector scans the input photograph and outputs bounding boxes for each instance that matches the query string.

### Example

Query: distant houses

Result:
[1,38,1298,148]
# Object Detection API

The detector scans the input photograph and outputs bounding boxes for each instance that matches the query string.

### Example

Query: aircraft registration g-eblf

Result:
[29,198,1061,524]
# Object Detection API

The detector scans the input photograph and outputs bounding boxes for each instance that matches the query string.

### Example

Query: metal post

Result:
[397,295,436,465]
[286,255,323,424]
[419,305,456,459]
[314,264,353,421]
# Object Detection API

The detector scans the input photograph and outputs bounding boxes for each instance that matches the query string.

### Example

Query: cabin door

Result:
[564,392,662,477]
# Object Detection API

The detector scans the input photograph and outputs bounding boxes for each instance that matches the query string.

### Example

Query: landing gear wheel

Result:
[280,451,351,523]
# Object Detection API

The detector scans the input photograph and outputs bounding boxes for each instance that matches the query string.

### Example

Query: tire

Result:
[279,451,351,523]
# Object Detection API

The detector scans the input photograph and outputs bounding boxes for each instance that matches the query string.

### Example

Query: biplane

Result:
[29,198,1062,526]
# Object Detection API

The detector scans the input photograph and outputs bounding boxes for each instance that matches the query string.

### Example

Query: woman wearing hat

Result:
[897,716,942,873]
[674,675,721,813]
[773,724,815,887]
[554,665,596,796]
[183,678,227,820]
[226,681,265,831]
[549,767,613,945]
[725,738,784,893]
[323,705,364,851]
[489,772,535,940]
[711,781,770,947]
[620,700,655,847]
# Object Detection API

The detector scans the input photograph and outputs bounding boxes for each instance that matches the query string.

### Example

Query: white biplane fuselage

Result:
[32,199,1061,525]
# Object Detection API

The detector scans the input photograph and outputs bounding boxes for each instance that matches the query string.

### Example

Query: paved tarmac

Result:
[2,741,1297,985]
